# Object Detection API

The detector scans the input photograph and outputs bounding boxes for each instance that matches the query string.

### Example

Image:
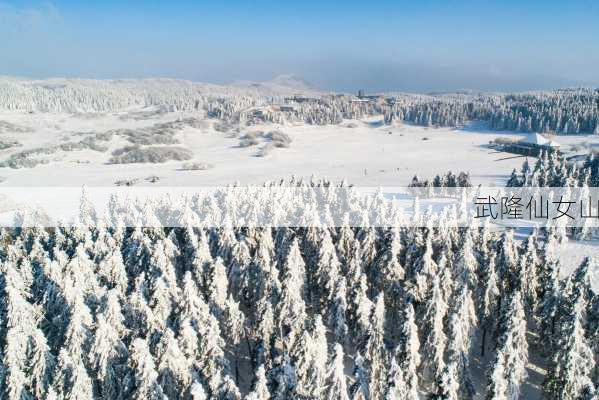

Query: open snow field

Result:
[0,109,530,187]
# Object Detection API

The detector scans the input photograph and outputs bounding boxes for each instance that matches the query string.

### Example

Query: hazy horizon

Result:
[1,0,598,92]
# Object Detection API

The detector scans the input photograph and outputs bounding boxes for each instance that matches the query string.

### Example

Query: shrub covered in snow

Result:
[0,120,33,134]
[108,145,193,164]
[114,127,179,145]
[239,130,292,152]
[265,130,292,148]
[180,162,214,171]
[0,131,114,168]
[0,146,57,168]
[0,139,21,150]
[114,178,140,186]
[238,132,260,147]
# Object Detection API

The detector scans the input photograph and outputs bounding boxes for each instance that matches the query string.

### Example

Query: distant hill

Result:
[231,74,319,96]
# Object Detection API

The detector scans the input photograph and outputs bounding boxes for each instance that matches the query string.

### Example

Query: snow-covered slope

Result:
[0,109,527,187]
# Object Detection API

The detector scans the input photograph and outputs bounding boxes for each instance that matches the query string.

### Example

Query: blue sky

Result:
[1,0,598,92]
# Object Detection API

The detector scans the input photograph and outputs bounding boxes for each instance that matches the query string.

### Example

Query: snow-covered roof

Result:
[520,133,560,147]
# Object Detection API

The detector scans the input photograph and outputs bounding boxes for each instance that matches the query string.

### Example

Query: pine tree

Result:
[78,187,98,226]
[246,365,271,400]
[222,294,246,384]
[207,257,230,315]
[2,261,54,400]
[506,169,522,187]
[357,227,378,293]
[566,257,594,311]
[268,354,297,400]
[177,272,230,395]
[53,349,94,400]
[396,303,420,399]
[363,294,387,400]
[412,234,438,301]
[239,235,281,315]
[276,239,308,350]
[293,316,328,398]
[486,291,528,400]
[537,258,564,354]
[494,230,517,293]
[123,227,154,279]
[125,272,155,339]
[519,233,540,312]
[421,275,448,388]
[313,229,343,313]
[478,254,500,357]
[336,216,356,268]
[446,283,477,399]
[371,228,404,296]
[215,373,242,400]
[454,232,478,289]
[189,381,208,400]
[430,361,460,400]
[96,246,128,293]
[156,328,191,399]
[324,344,350,400]
[347,274,374,344]
[328,276,349,344]
[126,338,167,400]
[544,296,596,400]
[349,353,370,400]
[384,353,406,400]
[89,311,128,399]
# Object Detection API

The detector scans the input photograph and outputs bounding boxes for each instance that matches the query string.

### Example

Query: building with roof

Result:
[498,133,560,156]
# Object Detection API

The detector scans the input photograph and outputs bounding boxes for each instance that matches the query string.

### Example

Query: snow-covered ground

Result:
[0,109,529,187]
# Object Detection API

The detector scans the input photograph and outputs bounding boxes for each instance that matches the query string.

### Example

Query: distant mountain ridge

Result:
[231,74,319,95]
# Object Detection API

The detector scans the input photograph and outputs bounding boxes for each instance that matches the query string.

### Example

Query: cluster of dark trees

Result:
[383,95,498,128]
[384,89,599,134]
[0,218,597,399]
[489,90,599,135]
[506,150,599,188]
[409,171,472,189]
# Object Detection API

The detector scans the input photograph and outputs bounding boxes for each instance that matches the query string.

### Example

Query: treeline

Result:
[0,78,262,115]
[0,222,597,399]
[2,79,598,135]
[384,89,599,134]
[489,90,599,135]
[384,94,498,128]
[244,89,599,134]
